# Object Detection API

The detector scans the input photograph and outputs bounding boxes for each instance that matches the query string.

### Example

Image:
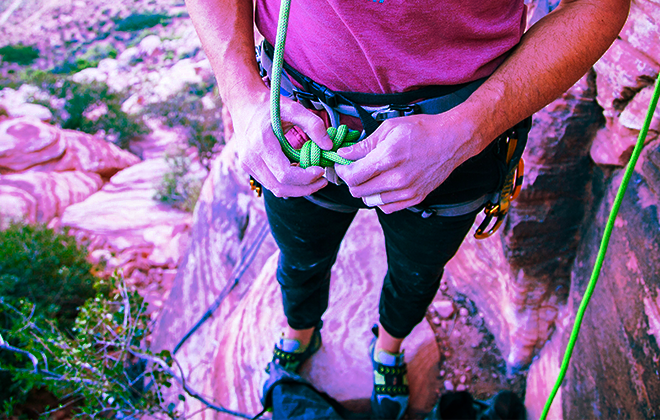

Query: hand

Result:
[231,86,334,197]
[334,108,481,214]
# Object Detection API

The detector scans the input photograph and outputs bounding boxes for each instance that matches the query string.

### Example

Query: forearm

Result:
[458,0,630,155]
[185,0,267,115]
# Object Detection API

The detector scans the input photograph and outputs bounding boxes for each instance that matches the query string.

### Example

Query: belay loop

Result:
[270,0,360,169]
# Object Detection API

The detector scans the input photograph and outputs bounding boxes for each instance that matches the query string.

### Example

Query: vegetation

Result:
[0,224,181,417]
[0,223,104,330]
[114,13,171,32]
[0,44,39,66]
[0,70,147,149]
[154,149,203,213]
[52,44,118,75]
[142,82,223,169]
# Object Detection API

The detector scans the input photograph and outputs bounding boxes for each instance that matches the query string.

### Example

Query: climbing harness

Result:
[259,0,530,237]
[539,72,660,420]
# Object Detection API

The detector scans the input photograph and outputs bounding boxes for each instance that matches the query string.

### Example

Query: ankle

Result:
[282,325,314,350]
[376,325,403,354]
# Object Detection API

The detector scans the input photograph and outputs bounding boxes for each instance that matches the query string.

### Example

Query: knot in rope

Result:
[296,125,361,168]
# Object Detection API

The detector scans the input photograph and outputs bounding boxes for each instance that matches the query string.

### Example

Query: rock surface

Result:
[562,167,660,419]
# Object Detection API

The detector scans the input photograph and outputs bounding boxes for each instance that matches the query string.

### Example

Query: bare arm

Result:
[465,0,631,152]
[185,0,333,197]
[336,0,631,213]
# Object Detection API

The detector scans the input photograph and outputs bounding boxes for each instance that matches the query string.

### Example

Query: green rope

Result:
[271,0,360,168]
[540,75,660,420]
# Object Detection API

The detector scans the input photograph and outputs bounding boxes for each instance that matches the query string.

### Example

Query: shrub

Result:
[0,223,104,330]
[52,44,118,75]
[0,44,39,65]
[154,149,203,213]
[114,13,170,32]
[0,274,181,417]
[141,82,224,168]
[0,70,148,150]
[0,222,105,406]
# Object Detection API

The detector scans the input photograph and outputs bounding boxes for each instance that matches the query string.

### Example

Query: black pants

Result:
[264,135,510,339]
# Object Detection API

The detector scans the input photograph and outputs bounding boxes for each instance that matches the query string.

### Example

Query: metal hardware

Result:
[249,176,263,197]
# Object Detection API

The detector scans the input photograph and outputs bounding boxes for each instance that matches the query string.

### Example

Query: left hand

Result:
[334,108,482,214]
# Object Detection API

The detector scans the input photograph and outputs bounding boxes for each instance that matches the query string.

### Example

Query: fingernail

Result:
[339,146,352,156]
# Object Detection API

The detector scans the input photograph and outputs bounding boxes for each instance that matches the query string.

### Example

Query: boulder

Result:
[590,115,658,167]
[0,171,102,228]
[619,0,660,67]
[452,74,602,368]
[0,117,66,172]
[593,39,659,118]
[59,158,194,280]
[0,117,140,175]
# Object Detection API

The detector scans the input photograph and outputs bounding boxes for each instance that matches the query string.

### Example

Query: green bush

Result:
[154,149,203,213]
[0,222,104,406]
[59,80,148,149]
[52,44,118,75]
[0,223,104,329]
[0,275,180,417]
[0,44,39,65]
[0,70,148,150]
[141,82,223,168]
[115,13,170,32]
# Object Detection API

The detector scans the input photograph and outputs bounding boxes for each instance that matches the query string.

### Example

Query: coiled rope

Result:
[270,0,360,168]
[540,75,660,419]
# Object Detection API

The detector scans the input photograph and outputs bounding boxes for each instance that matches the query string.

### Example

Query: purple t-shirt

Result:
[255,0,526,94]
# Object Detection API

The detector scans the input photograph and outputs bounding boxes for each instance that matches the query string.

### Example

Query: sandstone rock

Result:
[450,74,601,368]
[619,82,660,132]
[590,116,658,167]
[151,140,440,418]
[641,138,660,196]
[594,39,659,117]
[137,34,163,56]
[0,117,66,172]
[129,118,192,160]
[619,0,660,66]
[434,300,455,319]
[59,158,193,278]
[37,129,141,176]
[10,103,52,121]
[0,171,102,227]
[0,117,139,175]
[562,169,660,419]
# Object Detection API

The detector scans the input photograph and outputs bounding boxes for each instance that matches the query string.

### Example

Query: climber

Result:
[185,0,630,418]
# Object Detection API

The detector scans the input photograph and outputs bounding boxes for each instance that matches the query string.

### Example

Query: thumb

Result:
[281,100,333,150]
[337,133,380,161]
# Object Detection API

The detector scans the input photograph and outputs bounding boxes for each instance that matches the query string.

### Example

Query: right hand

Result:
[231,86,333,197]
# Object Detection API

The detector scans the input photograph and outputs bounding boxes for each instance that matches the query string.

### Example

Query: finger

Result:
[337,133,380,161]
[337,147,402,188]
[378,197,422,215]
[281,100,333,150]
[261,133,326,185]
[253,160,329,197]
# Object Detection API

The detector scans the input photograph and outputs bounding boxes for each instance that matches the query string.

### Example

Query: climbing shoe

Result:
[369,325,409,420]
[270,321,323,373]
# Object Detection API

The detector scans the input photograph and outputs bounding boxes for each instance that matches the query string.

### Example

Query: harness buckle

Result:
[372,104,420,121]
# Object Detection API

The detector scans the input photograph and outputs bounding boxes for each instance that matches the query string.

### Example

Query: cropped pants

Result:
[263,133,510,339]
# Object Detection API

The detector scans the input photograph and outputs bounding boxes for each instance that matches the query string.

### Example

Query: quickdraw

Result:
[474,134,525,239]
